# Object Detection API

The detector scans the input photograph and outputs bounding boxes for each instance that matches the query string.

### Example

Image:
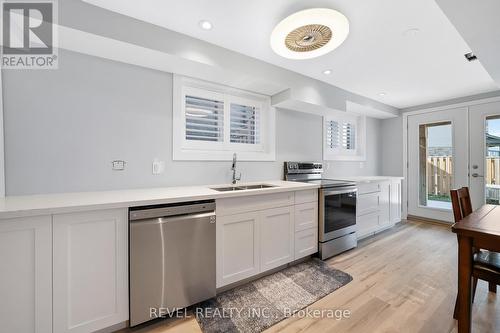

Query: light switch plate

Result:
[152,159,165,175]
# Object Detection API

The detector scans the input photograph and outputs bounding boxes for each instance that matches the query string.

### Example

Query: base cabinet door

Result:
[217,212,260,288]
[0,216,52,333]
[53,209,128,333]
[378,181,392,227]
[260,206,294,272]
[390,180,402,223]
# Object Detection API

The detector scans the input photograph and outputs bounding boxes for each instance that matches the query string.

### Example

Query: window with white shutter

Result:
[324,114,366,161]
[326,120,355,150]
[230,103,260,145]
[173,75,275,161]
[185,95,224,142]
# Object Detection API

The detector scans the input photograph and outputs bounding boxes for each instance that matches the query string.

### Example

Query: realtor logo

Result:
[1,0,58,69]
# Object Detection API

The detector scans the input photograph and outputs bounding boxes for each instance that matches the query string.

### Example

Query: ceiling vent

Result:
[465,52,477,62]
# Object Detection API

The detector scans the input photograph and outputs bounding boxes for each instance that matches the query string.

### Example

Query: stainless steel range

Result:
[284,162,357,259]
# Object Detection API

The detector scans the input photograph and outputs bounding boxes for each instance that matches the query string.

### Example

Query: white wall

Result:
[2,51,385,195]
[57,0,398,117]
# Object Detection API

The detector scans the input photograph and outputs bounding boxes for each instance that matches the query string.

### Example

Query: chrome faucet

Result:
[231,153,242,184]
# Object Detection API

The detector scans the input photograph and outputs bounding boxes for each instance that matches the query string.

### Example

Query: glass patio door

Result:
[469,102,500,210]
[407,107,468,222]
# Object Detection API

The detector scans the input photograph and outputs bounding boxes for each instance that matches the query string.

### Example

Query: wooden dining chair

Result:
[450,187,473,223]
[451,187,500,319]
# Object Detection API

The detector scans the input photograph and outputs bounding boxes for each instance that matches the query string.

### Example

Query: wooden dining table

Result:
[452,204,500,333]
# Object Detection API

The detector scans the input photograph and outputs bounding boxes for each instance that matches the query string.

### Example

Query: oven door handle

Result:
[321,188,358,196]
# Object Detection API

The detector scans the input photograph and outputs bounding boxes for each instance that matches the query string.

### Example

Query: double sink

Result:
[211,184,276,192]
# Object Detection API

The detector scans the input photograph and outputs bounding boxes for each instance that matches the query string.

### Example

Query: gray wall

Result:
[324,117,382,177]
[2,50,384,195]
[381,116,404,177]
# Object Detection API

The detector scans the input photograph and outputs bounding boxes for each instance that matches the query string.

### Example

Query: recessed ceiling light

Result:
[199,20,213,30]
[378,92,386,97]
[403,28,420,37]
[323,69,332,75]
[270,8,349,60]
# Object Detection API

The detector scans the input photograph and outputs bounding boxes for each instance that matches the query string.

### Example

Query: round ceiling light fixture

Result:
[270,8,349,60]
[322,69,333,75]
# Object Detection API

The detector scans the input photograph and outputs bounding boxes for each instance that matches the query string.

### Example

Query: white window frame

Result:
[323,113,366,161]
[173,75,276,161]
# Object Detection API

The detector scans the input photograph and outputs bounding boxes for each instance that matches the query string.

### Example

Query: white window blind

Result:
[185,95,224,142]
[230,103,260,144]
[326,120,356,150]
[173,75,276,161]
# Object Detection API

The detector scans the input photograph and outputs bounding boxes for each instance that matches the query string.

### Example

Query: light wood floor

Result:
[120,220,500,333]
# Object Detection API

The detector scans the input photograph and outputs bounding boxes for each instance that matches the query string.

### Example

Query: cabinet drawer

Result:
[216,192,294,216]
[294,228,318,260]
[357,182,380,195]
[356,212,379,239]
[357,192,380,216]
[295,190,318,204]
[294,202,318,231]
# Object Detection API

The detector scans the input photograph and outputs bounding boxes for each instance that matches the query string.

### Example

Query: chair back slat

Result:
[450,187,473,222]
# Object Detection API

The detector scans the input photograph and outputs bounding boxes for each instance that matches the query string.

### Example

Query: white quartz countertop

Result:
[0,180,318,219]
[335,176,404,183]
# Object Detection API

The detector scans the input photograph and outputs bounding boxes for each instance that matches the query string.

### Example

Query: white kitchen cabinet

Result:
[216,191,294,216]
[356,212,380,239]
[294,201,318,260]
[294,189,318,205]
[216,211,260,287]
[294,228,318,259]
[390,179,402,223]
[260,206,294,271]
[294,202,318,231]
[357,191,379,216]
[378,181,391,227]
[0,215,52,333]
[356,179,402,240]
[53,209,128,333]
[216,190,319,288]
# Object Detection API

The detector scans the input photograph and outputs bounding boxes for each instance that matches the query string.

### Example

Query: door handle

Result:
[471,173,484,178]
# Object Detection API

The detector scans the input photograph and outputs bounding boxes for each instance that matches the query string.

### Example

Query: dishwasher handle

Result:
[130,211,216,225]
[129,201,216,221]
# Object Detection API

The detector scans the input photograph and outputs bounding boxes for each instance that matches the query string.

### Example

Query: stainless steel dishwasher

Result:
[129,200,216,327]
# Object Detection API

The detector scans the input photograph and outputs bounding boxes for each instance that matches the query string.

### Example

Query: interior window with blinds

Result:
[326,120,356,150]
[185,95,224,142]
[230,103,260,144]
[173,75,275,161]
[323,114,366,161]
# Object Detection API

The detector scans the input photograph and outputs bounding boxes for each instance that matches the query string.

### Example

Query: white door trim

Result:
[0,69,5,197]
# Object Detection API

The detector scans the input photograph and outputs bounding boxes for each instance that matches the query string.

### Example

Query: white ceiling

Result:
[82,0,499,109]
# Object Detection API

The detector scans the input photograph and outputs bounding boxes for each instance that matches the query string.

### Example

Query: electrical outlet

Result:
[112,160,126,171]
